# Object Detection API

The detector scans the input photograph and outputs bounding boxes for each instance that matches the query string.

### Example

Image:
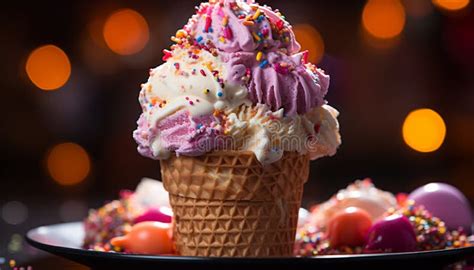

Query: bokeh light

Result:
[432,0,470,11]
[46,142,91,186]
[293,24,325,64]
[2,201,28,225]
[103,9,149,55]
[402,109,447,153]
[25,45,71,91]
[362,0,406,40]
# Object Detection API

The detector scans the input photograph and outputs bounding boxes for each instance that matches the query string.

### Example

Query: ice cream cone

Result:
[161,151,309,257]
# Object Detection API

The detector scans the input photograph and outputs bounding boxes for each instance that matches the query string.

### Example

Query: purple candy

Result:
[134,207,173,224]
[365,214,417,253]
[409,183,473,233]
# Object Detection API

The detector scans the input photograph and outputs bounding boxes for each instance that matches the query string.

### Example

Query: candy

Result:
[327,207,372,248]
[392,202,470,250]
[366,214,417,253]
[133,207,173,224]
[409,183,473,233]
[111,222,174,255]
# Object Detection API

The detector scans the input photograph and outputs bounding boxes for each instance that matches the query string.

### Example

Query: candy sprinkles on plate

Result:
[295,179,473,257]
[393,201,470,251]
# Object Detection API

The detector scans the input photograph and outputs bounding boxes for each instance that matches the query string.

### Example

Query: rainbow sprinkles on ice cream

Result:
[133,0,341,165]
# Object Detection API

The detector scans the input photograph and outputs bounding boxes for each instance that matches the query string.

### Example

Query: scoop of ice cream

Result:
[185,0,300,54]
[133,46,249,159]
[134,0,340,164]
[225,104,340,164]
[183,0,329,115]
[225,51,329,116]
[309,179,397,229]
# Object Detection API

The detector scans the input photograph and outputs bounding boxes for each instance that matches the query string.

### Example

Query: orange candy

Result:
[111,222,174,255]
[327,207,373,248]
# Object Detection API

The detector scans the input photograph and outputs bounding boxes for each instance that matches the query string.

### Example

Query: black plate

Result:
[26,222,474,270]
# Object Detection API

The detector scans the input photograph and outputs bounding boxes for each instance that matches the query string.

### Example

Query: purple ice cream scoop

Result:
[186,0,329,116]
[409,183,473,233]
[365,214,417,253]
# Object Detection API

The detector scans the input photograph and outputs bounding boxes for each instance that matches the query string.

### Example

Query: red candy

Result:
[327,207,373,248]
[111,222,174,255]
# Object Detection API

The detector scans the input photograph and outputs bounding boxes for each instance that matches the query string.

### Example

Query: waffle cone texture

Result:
[161,151,310,257]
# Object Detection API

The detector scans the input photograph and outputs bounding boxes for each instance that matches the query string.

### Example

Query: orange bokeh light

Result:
[103,9,149,55]
[293,24,325,64]
[432,0,470,11]
[46,143,91,186]
[25,45,71,91]
[362,0,406,40]
[402,109,447,153]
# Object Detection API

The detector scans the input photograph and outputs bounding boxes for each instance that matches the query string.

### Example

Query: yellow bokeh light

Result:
[103,9,149,55]
[432,0,470,11]
[25,45,71,91]
[402,109,447,153]
[362,0,406,40]
[46,143,91,186]
[293,24,325,64]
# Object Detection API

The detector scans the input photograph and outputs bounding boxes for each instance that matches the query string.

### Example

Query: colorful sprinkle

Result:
[196,36,204,43]
[200,69,207,76]
[259,59,269,68]
[162,49,172,61]
[243,21,255,26]
[204,16,212,32]
[276,20,284,30]
[302,51,309,64]
[252,9,261,21]
[256,51,263,61]
[223,26,233,40]
[176,29,188,38]
[204,89,210,94]
[222,15,229,26]
[174,63,180,70]
[217,92,224,97]
[170,36,182,44]
[189,101,194,105]
[252,32,261,42]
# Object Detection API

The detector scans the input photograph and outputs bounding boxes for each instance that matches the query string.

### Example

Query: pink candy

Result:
[134,207,173,224]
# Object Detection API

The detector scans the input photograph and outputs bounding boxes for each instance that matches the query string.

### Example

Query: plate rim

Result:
[25,221,474,263]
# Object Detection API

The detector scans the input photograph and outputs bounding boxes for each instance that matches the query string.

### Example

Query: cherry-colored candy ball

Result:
[327,207,373,248]
[365,214,417,252]
[111,222,174,255]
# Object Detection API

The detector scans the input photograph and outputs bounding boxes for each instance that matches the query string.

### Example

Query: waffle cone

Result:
[160,151,310,257]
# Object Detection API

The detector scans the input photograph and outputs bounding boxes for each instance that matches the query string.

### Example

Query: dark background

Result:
[1,0,474,268]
